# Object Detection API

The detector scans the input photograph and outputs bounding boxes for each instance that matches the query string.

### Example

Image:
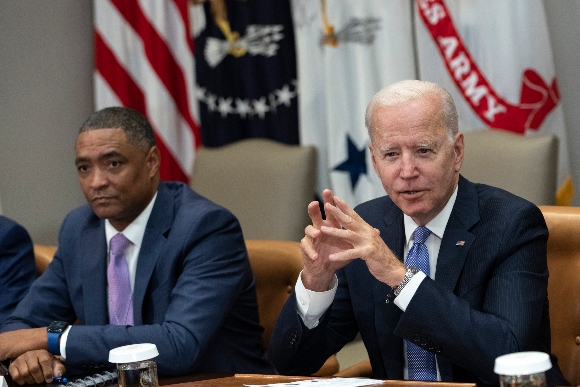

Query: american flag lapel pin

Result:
[456,240,465,246]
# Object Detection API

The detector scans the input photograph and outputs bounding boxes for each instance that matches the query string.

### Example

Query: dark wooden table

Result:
[4,371,477,387]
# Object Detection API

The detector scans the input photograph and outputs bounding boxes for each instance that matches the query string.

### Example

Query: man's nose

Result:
[399,154,419,179]
[88,168,108,189]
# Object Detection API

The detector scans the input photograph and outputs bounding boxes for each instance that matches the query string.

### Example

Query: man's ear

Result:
[453,132,465,172]
[146,146,161,178]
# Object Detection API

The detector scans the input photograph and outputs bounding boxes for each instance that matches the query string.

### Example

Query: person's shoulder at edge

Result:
[0,216,32,242]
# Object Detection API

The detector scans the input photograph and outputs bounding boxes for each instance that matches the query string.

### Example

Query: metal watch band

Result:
[392,267,419,296]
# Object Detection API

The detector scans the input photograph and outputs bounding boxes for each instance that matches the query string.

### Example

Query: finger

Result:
[27,358,48,385]
[307,201,324,229]
[320,225,352,242]
[52,358,66,378]
[328,248,361,262]
[300,235,319,261]
[9,361,31,385]
[324,202,355,229]
[38,353,55,383]
[333,196,365,223]
[304,224,321,239]
[321,190,340,227]
[330,197,374,234]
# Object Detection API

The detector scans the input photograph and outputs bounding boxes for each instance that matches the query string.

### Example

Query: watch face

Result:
[48,321,69,333]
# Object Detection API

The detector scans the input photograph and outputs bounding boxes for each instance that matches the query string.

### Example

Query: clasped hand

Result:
[300,189,407,291]
[0,329,66,384]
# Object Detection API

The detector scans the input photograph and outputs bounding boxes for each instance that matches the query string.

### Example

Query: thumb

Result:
[52,358,66,378]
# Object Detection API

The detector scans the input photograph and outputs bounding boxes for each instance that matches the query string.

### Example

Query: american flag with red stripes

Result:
[94,0,200,183]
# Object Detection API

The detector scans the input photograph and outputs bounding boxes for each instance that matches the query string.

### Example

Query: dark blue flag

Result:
[194,0,299,147]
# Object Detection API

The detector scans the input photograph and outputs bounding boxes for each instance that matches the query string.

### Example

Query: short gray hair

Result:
[365,80,458,144]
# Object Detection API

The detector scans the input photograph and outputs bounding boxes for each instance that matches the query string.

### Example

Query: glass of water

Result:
[109,343,159,387]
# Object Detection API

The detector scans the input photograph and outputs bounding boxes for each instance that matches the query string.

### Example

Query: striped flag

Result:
[415,0,574,205]
[94,0,200,183]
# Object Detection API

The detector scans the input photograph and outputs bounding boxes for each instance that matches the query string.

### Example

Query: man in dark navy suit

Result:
[0,216,36,325]
[270,80,569,386]
[0,107,272,384]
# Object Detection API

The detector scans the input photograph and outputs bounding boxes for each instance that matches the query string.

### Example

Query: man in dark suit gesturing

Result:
[270,80,568,386]
[0,107,273,384]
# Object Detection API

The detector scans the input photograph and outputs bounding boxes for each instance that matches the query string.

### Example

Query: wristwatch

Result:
[392,267,419,296]
[47,321,69,356]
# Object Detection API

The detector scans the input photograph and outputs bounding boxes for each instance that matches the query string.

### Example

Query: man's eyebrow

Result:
[415,140,436,148]
[100,150,124,159]
[75,151,124,165]
[378,145,396,153]
[75,156,89,165]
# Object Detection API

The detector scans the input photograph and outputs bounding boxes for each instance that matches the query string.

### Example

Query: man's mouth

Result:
[92,196,114,203]
[400,190,424,197]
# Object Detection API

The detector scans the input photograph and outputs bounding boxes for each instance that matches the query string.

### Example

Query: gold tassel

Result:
[321,0,338,47]
[210,0,246,57]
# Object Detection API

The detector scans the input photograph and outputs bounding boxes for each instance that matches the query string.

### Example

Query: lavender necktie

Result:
[405,226,437,381]
[107,233,134,326]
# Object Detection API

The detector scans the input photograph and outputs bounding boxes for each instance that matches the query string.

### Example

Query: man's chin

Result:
[89,204,119,220]
[396,200,429,219]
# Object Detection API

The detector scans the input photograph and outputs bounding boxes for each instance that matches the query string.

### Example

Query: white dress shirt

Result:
[295,187,458,379]
[59,192,158,359]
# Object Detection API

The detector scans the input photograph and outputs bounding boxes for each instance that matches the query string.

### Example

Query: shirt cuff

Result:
[59,326,72,360]
[394,270,427,312]
[295,271,337,329]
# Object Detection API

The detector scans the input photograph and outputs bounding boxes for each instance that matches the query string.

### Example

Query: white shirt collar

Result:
[404,185,458,244]
[105,191,158,250]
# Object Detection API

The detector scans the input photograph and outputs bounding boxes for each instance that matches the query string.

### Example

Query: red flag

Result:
[94,0,200,183]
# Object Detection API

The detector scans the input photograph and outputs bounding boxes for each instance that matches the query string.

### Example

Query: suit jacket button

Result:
[413,334,420,342]
[420,337,428,345]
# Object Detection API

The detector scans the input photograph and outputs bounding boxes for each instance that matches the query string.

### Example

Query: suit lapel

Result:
[434,176,480,380]
[132,183,174,325]
[82,219,109,325]
[373,200,406,379]
[435,176,479,293]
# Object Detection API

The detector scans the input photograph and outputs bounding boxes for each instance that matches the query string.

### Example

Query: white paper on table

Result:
[0,375,8,387]
[244,377,384,387]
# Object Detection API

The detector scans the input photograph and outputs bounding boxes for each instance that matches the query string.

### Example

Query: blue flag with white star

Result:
[193,0,299,147]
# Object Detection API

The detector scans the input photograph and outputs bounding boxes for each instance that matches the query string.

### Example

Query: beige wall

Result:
[0,1,92,244]
[1,1,580,246]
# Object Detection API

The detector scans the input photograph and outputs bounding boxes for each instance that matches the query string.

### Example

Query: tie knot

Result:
[413,227,431,244]
[110,233,131,256]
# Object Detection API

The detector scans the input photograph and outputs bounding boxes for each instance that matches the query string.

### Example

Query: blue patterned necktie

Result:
[107,233,134,326]
[405,226,437,381]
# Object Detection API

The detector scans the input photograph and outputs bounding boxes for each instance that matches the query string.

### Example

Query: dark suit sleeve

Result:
[395,203,551,384]
[0,218,36,325]
[270,269,359,375]
[1,212,81,333]
[64,206,254,375]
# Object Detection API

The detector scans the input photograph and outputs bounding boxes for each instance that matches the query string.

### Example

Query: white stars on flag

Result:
[195,80,297,119]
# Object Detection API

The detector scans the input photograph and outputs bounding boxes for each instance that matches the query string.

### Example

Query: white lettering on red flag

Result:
[94,0,200,183]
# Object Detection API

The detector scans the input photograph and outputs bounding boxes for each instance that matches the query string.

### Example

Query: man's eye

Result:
[77,165,89,172]
[110,161,120,167]
[385,152,397,157]
[418,148,430,154]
